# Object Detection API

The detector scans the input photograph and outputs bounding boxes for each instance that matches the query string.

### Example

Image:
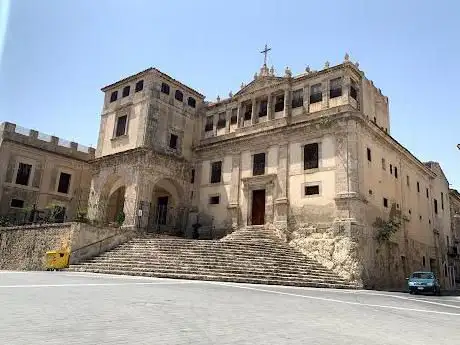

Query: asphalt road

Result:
[1,271,459,345]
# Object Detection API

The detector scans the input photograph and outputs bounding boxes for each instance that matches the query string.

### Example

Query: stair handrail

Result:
[71,232,125,256]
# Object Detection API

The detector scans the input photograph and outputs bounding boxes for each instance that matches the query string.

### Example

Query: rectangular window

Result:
[15,163,32,186]
[210,161,222,184]
[244,103,252,121]
[441,192,444,210]
[310,84,322,104]
[291,89,303,108]
[135,80,144,92]
[367,148,372,162]
[259,100,268,117]
[274,95,284,112]
[169,134,178,149]
[381,158,386,170]
[305,185,320,196]
[329,78,342,98]
[209,195,220,205]
[417,181,420,193]
[426,188,429,198]
[190,169,195,184]
[383,198,388,208]
[205,116,213,132]
[406,175,410,187]
[395,167,398,178]
[253,153,266,176]
[10,199,24,208]
[390,164,393,174]
[217,113,226,129]
[57,172,71,194]
[304,143,319,170]
[350,80,358,100]
[110,90,118,102]
[122,85,130,98]
[434,199,438,214]
[230,108,237,124]
[115,115,127,137]
[161,82,170,94]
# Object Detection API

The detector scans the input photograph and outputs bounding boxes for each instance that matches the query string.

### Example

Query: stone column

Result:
[303,85,309,113]
[226,109,231,133]
[251,98,257,125]
[342,75,350,103]
[274,143,289,230]
[236,103,242,128]
[267,93,272,120]
[228,154,241,229]
[322,79,329,110]
[283,89,290,118]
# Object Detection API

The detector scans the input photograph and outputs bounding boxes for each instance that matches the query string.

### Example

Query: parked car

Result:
[406,271,441,295]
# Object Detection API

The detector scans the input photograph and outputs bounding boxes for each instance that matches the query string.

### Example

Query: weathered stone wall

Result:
[0,222,132,270]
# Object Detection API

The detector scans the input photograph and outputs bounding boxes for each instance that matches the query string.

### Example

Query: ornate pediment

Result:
[234,76,285,97]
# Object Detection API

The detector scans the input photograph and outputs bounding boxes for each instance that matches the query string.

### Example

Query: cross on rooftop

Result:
[260,44,271,66]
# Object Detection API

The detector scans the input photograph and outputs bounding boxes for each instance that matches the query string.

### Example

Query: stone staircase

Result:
[67,227,358,289]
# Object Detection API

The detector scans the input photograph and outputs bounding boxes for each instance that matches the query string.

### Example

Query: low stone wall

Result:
[0,222,135,270]
[286,221,363,286]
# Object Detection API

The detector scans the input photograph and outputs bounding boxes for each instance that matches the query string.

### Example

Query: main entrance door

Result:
[251,189,266,225]
[157,196,169,225]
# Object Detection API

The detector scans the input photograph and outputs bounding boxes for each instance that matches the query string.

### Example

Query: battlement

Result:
[0,122,95,161]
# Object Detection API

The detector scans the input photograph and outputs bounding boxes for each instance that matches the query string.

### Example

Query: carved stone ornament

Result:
[344,53,350,62]
[284,66,292,78]
[324,61,330,68]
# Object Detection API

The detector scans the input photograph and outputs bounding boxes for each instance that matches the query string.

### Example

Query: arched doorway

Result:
[149,178,185,233]
[106,186,126,224]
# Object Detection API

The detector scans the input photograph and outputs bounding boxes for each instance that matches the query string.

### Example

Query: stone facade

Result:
[0,122,94,221]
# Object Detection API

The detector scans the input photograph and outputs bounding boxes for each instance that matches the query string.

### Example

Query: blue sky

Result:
[0,0,458,188]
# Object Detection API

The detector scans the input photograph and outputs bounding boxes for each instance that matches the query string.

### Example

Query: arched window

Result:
[135,80,144,92]
[175,90,184,102]
[122,85,130,97]
[187,97,196,108]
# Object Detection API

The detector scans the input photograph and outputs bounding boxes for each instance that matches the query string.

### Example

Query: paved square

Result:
[1,272,460,344]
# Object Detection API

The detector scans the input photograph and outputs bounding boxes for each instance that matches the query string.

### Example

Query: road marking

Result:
[216,283,460,316]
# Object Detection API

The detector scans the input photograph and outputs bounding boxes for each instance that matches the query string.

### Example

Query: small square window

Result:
[368,189,373,195]
[15,163,32,186]
[10,199,24,208]
[187,97,196,108]
[209,195,220,205]
[305,185,320,196]
[122,85,130,98]
[110,90,118,102]
[383,198,388,208]
[169,134,178,149]
[367,148,372,162]
[161,82,170,95]
[135,80,144,92]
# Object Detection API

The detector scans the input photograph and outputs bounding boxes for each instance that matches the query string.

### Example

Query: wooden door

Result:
[251,189,266,225]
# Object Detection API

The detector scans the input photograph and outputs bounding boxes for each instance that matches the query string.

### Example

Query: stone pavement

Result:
[1,271,460,345]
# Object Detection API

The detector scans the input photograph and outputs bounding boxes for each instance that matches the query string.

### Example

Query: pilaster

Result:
[267,93,273,120]
[275,142,289,229]
[251,98,257,125]
[228,154,241,229]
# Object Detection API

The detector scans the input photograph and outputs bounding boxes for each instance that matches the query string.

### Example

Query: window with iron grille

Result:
[10,199,24,208]
[122,85,130,97]
[291,89,303,108]
[57,172,71,194]
[304,143,319,170]
[350,80,358,100]
[217,113,226,129]
[274,95,284,112]
[110,90,118,102]
[188,97,196,108]
[310,84,322,104]
[15,163,32,186]
[169,134,178,149]
[205,116,213,132]
[161,82,170,94]
[210,161,222,184]
[253,153,265,176]
[259,100,268,117]
[230,108,237,124]
[209,195,220,204]
[175,90,183,102]
[305,185,320,196]
[244,103,252,121]
[329,78,342,98]
[135,80,144,92]
[115,115,127,137]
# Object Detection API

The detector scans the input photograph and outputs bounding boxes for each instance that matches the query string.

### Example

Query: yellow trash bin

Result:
[45,250,70,270]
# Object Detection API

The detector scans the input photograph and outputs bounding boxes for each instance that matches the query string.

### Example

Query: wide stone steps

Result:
[68,229,357,289]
